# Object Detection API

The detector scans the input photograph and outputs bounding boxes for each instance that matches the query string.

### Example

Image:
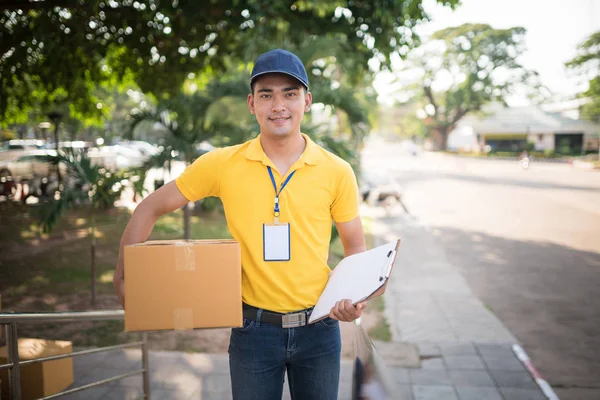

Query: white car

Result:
[117,141,159,158]
[87,145,149,171]
[0,149,63,180]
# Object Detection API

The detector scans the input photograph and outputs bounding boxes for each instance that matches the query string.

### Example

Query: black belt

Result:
[243,303,313,328]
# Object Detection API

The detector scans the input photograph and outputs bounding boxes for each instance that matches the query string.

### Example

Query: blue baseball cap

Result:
[250,49,309,90]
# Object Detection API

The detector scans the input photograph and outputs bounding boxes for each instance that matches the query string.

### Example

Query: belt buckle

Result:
[282,311,306,328]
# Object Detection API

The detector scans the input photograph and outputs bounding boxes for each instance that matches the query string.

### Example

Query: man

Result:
[113,49,367,399]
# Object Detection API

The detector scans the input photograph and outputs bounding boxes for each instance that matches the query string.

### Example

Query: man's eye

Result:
[287,93,297,97]
[261,95,271,98]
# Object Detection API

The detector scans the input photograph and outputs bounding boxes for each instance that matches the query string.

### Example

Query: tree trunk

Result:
[183,203,191,240]
[53,123,62,185]
[90,213,97,307]
[431,126,450,151]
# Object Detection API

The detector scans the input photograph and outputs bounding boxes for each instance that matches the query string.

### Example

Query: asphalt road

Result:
[362,138,600,400]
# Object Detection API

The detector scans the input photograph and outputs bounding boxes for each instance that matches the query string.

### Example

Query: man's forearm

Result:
[343,242,367,258]
[114,202,160,282]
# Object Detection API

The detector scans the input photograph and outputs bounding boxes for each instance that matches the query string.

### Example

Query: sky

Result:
[374,0,600,106]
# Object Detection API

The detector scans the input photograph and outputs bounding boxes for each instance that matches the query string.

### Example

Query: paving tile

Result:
[202,373,232,394]
[56,385,113,400]
[439,342,477,355]
[476,343,515,355]
[113,372,144,388]
[417,343,442,357]
[389,367,411,383]
[148,388,195,400]
[72,349,111,371]
[409,369,451,385]
[150,369,202,393]
[448,370,496,387]
[413,385,459,400]
[101,386,145,399]
[489,370,538,389]
[444,355,487,370]
[392,383,414,400]
[103,349,143,370]
[420,357,446,370]
[499,387,546,400]
[480,353,525,372]
[455,386,503,400]
[75,367,135,387]
[201,389,233,400]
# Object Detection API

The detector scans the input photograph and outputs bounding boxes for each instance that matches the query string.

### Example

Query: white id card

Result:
[263,223,291,261]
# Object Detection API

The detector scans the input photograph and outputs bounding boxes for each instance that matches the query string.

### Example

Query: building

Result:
[447,104,600,154]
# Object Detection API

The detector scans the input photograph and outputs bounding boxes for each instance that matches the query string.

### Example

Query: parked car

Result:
[87,145,149,171]
[0,149,64,180]
[117,141,159,158]
[0,139,46,162]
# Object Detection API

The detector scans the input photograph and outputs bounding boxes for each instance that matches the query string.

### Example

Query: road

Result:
[362,137,600,400]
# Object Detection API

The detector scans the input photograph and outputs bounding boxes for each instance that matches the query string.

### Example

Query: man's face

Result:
[248,73,312,139]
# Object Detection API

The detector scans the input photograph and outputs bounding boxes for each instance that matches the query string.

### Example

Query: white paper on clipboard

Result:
[308,239,401,324]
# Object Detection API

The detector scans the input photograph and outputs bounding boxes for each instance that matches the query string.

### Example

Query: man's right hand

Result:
[113,276,125,308]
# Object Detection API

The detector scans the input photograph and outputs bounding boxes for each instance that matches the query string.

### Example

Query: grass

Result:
[366,296,393,342]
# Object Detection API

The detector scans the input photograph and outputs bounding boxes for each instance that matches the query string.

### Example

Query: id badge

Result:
[263,223,291,261]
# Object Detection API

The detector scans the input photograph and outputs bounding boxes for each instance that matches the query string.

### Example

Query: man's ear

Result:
[304,91,312,113]
[247,94,255,115]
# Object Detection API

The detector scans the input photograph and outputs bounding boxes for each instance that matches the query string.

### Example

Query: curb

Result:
[512,344,560,400]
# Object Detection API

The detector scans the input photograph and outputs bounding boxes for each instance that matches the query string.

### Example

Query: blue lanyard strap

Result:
[267,166,296,216]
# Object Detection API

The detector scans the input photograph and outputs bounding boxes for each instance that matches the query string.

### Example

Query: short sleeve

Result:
[175,149,224,201]
[330,162,360,223]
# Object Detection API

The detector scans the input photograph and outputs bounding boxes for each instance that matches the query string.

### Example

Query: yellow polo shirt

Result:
[175,133,359,313]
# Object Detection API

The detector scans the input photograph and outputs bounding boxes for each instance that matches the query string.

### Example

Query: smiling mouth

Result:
[269,117,291,122]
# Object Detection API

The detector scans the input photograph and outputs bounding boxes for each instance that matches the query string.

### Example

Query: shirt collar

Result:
[245,133,321,166]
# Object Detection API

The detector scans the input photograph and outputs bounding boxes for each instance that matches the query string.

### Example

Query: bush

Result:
[199,197,223,213]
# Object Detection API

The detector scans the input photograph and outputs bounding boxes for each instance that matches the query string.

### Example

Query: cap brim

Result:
[250,70,308,89]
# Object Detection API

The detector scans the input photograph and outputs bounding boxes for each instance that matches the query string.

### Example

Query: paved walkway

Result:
[61,210,553,400]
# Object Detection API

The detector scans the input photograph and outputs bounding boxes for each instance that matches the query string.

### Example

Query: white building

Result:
[447,104,600,154]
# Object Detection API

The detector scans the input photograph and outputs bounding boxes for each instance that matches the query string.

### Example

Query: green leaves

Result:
[566,30,600,123]
[1,0,459,122]
[31,148,137,233]
[403,23,544,149]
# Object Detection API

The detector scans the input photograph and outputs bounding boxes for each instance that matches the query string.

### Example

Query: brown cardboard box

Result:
[0,338,73,400]
[124,239,243,332]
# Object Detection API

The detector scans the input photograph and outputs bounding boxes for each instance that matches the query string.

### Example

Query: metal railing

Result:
[0,310,150,400]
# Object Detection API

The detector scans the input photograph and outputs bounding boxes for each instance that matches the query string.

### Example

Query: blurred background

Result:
[0,1,599,399]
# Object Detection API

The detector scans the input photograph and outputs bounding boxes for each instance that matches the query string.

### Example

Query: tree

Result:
[1,0,459,124]
[396,23,547,150]
[566,30,600,123]
[129,88,249,239]
[33,148,145,306]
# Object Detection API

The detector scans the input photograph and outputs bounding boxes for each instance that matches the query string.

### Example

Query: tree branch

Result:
[450,107,470,126]
[423,85,438,115]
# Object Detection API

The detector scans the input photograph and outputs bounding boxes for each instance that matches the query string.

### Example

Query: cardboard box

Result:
[0,338,73,400]
[124,239,243,332]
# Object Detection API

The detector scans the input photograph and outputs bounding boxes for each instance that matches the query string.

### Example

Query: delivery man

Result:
[113,49,367,399]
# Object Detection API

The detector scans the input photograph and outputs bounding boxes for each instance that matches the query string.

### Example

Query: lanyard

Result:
[267,166,295,222]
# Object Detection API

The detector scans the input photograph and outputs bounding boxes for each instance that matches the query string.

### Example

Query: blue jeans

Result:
[228,313,341,400]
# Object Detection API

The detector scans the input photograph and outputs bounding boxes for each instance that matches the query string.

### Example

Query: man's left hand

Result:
[329,299,366,322]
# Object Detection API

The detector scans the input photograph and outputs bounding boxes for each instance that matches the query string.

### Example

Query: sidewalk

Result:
[63,210,553,400]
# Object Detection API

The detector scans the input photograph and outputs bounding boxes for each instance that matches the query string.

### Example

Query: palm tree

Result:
[33,148,145,306]
[130,90,248,239]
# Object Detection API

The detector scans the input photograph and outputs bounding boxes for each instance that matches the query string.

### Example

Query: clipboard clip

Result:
[379,250,396,281]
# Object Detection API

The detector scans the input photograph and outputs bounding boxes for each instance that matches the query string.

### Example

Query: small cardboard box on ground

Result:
[124,239,243,332]
[0,338,73,400]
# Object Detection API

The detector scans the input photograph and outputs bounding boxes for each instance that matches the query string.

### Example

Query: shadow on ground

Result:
[427,226,600,391]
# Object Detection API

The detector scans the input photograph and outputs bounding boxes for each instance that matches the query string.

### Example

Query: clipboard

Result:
[308,239,401,324]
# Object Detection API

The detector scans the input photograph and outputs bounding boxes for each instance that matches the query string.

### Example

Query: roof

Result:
[459,105,600,135]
